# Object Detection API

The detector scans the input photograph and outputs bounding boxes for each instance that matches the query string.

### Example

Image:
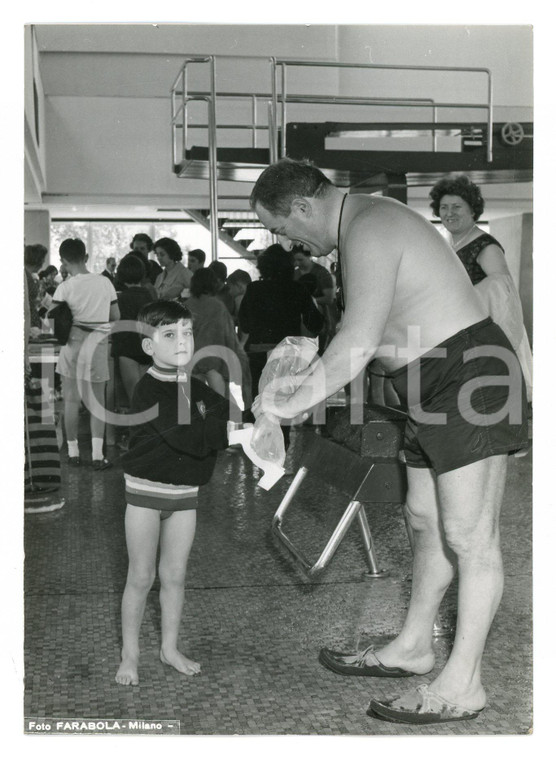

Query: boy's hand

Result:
[227,421,253,435]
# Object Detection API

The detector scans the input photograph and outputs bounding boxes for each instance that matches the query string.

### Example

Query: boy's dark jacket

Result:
[121,372,236,486]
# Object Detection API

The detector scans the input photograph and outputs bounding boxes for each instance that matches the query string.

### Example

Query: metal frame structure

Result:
[272,465,388,579]
[170,55,494,260]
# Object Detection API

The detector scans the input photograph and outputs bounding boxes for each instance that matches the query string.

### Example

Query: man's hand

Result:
[252,387,312,423]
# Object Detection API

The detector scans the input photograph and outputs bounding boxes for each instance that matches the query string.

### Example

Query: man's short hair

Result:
[131,233,154,251]
[188,248,206,265]
[190,268,218,298]
[137,300,192,331]
[207,260,227,282]
[256,244,295,282]
[227,269,252,288]
[292,244,311,258]
[250,158,333,216]
[116,254,145,285]
[106,257,116,266]
[59,238,87,263]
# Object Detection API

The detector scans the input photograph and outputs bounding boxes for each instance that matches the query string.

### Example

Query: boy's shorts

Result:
[390,318,529,475]
[56,325,110,383]
[124,474,199,518]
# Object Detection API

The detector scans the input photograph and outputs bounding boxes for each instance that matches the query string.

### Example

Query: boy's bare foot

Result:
[115,653,139,686]
[160,647,201,676]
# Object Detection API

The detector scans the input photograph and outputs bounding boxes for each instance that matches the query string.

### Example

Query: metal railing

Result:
[270,58,493,161]
[171,55,494,258]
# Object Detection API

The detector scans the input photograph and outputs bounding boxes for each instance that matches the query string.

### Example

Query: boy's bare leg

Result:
[87,380,107,441]
[115,506,160,686]
[61,376,80,443]
[158,510,200,675]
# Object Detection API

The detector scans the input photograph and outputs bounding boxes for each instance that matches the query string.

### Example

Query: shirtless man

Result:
[251,159,528,724]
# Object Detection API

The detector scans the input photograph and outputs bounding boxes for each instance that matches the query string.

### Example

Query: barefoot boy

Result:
[116,300,236,686]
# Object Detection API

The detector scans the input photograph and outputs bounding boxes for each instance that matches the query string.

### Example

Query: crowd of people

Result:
[24,165,532,723]
[24,230,340,471]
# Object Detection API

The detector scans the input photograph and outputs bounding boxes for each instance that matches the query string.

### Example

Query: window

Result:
[51,221,258,276]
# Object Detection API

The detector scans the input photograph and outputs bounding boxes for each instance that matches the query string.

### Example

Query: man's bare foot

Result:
[160,648,201,676]
[115,653,139,686]
[373,641,435,675]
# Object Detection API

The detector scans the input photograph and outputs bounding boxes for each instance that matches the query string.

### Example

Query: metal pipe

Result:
[486,70,493,162]
[251,95,257,148]
[283,97,489,110]
[169,56,211,92]
[272,497,364,577]
[275,59,491,75]
[171,77,177,167]
[280,62,287,157]
[181,67,186,162]
[267,101,276,163]
[208,56,219,262]
[270,58,278,163]
[273,466,309,521]
[356,506,386,577]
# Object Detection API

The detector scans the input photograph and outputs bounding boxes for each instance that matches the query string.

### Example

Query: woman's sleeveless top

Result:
[456,233,504,285]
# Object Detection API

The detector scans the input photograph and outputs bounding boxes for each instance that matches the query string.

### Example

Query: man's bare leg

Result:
[371,465,455,674]
[115,506,160,686]
[158,510,201,675]
[424,454,507,710]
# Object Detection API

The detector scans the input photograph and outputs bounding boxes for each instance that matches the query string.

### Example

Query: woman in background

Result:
[430,175,532,402]
[154,238,192,301]
[186,267,251,408]
[238,244,324,448]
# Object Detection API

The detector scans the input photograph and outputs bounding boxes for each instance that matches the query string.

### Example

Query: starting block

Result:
[272,404,408,579]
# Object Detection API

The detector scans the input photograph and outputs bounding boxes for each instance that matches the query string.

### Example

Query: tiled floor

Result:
[24,428,532,736]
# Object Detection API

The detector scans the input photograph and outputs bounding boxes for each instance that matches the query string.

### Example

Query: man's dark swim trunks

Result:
[390,318,529,475]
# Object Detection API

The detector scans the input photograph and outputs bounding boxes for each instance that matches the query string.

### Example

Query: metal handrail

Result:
[271,58,493,161]
[170,55,495,258]
[170,55,219,259]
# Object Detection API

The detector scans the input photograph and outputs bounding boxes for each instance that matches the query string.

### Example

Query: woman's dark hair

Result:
[24,244,48,270]
[154,237,183,262]
[131,233,154,251]
[429,175,485,221]
[227,269,252,287]
[116,254,145,285]
[256,244,295,282]
[59,238,87,263]
[137,300,192,329]
[39,264,58,280]
[250,158,333,216]
[190,267,218,298]
[208,260,228,282]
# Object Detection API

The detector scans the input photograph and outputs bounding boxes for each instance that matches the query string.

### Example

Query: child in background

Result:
[116,300,238,686]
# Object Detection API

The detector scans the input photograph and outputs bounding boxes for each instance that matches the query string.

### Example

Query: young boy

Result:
[51,238,120,469]
[115,300,237,686]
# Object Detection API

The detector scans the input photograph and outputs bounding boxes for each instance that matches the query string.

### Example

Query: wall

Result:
[489,213,533,344]
[24,26,47,201]
[24,210,51,256]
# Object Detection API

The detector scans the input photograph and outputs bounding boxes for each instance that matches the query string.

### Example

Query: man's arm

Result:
[258,215,403,419]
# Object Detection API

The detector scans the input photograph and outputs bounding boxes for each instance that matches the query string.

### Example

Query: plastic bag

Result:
[251,337,319,467]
